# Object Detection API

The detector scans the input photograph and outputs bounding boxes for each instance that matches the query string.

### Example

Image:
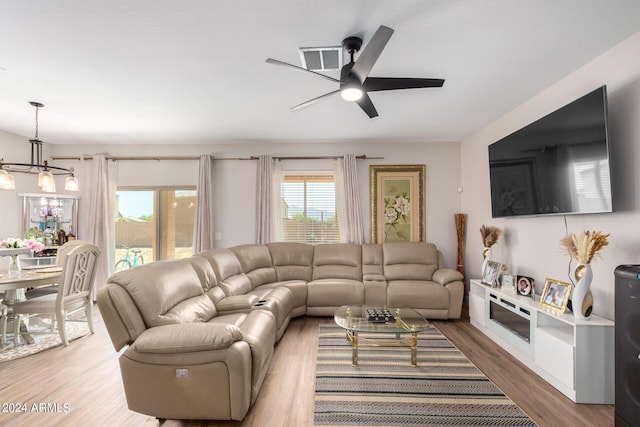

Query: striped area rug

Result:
[315,324,537,426]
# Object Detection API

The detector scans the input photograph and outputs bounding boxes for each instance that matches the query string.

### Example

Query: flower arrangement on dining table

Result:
[0,237,45,253]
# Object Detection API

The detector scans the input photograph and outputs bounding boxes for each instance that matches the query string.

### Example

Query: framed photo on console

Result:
[481,260,502,287]
[540,278,572,313]
[501,273,515,290]
[516,275,535,297]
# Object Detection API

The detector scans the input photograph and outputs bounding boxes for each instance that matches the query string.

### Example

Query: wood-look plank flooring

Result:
[0,304,613,427]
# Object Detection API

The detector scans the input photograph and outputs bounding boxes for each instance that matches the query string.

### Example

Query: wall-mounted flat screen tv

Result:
[488,86,612,218]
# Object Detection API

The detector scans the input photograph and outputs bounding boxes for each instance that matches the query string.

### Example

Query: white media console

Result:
[469,279,614,404]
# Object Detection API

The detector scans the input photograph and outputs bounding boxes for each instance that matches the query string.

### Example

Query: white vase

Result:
[481,247,492,276]
[571,262,593,320]
[8,254,22,276]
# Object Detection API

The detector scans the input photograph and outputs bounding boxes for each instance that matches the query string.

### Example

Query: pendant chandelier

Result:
[0,101,78,193]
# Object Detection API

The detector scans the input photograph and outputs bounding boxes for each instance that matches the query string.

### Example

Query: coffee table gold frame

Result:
[334,306,430,366]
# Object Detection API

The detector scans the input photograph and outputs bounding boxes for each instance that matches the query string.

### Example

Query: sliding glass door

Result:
[115,188,195,268]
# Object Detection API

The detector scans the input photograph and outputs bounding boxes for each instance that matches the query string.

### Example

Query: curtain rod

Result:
[49,154,382,161]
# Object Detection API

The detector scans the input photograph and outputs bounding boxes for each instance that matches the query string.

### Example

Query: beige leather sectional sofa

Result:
[97,241,463,421]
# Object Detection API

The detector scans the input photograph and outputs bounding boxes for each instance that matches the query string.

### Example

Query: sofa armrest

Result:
[216,294,260,312]
[132,323,243,354]
[432,268,464,286]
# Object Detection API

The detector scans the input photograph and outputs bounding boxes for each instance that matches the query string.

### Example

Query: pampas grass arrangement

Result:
[455,213,467,277]
[560,230,610,264]
[479,225,502,248]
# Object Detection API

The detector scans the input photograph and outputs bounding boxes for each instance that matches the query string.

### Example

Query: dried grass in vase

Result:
[479,225,502,248]
[560,230,610,264]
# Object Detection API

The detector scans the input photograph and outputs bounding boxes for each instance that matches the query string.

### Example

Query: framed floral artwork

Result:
[369,164,425,244]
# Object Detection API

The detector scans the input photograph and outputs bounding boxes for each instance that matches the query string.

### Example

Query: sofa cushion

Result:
[267,242,313,282]
[362,243,384,276]
[221,274,254,297]
[307,278,364,307]
[187,256,219,291]
[251,280,308,311]
[198,248,253,296]
[231,244,278,287]
[131,323,243,354]
[312,244,362,281]
[386,280,449,309]
[216,295,260,312]
[107,258,217,327]
[383,242,439,281]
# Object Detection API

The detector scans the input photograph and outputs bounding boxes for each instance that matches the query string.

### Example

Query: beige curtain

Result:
[335,154,365,244]
[255,155,273,244]
[78,154,118,297]
[272,160,284,242]
[192,154,215,253]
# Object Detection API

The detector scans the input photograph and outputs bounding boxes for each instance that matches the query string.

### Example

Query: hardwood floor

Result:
[0,305,614,427]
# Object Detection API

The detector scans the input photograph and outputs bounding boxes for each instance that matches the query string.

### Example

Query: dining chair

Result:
[25,240,88,299]
[12,242,101,346]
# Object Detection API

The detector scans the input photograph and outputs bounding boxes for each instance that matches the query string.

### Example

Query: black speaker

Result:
[615,265,640,427]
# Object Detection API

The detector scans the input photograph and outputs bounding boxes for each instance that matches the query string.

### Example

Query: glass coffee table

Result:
[334,305,431,366]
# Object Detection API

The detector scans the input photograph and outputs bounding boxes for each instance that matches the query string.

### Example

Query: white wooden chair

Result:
[25,239,88,298]
[12,242,100,346]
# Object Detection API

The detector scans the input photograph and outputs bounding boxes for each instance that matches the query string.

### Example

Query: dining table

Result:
[0,268,63,304]
[0,266,62,345]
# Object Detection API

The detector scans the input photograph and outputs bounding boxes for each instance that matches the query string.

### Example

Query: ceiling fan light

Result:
[0,169,16,190]
[39,170,56,193]
[341,86,363,101]
[65,175,79,192]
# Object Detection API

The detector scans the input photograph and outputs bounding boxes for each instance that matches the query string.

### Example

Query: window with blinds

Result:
[281,174,340,244]
[572,159,611,212]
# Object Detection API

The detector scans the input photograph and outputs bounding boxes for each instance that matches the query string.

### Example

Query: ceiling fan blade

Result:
[290,90,340,111]
[266,58,340,83]
[355,92,379,118]
[363,77,445,92]
[350,26,394,82]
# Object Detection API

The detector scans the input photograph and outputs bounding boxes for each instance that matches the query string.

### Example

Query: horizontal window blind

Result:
[572,159,611,212]
[281,175,340,244]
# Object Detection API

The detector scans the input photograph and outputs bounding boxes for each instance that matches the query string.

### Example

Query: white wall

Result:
[41,140,462,268]
[461,32,640,320]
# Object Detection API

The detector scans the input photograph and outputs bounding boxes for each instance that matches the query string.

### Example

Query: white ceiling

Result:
[1,1,640,146]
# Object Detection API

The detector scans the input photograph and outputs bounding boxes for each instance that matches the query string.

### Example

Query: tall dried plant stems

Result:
[560,230,610,263]
[560,234,578,259]
[455,213,467,277]
[479,225,501,248]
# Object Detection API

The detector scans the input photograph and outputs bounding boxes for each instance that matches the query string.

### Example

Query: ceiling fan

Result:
[266,25,445,118]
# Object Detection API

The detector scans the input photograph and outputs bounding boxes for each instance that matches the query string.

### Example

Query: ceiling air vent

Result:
[298,46,342,71]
